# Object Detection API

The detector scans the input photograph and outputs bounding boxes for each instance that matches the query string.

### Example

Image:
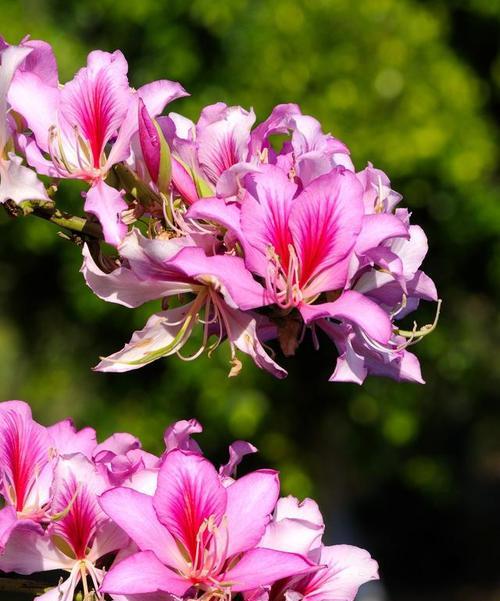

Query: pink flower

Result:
[0,454,128,601]
[0,401,56,552]
[0,41,50,205]
[250,496,379,601]
[9,47,187,244]
[81,229,285,377]
[100,449,314,598]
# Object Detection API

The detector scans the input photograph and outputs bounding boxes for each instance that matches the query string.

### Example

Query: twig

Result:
[3,199,103,239]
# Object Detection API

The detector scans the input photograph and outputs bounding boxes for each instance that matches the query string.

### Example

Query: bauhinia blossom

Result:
[0,35,440,382]
[0,401,380,601]
[0,39,51,205]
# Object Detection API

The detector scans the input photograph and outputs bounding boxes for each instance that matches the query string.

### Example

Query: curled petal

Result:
[84,180,128,246]
[94,305,196,373]
[0,154,49,204]
[300,291,393,344]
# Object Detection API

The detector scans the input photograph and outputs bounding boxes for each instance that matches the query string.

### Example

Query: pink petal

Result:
[0,154,49,204]
[81,243,184,309]
[107,80,187,168]
[164,419,203,453]
[259,496,325,556]
[289,168,364,297]
[102,551,191,596]
[171,156,199,204]
[240,165,297,277]
[99,487,184,569]
[249,103,301,155]
[84,180,128,246]
[153,449,227,560]
[138,98,160,183]
[93,305,195,373]
[168,247,267,311]
[303,545,379,601]
[219,440,257,479]
[225,469,279,556]
[186,196,244,242]
[0,401,53,513]
[0,506,17,551]
[0,523,73,574]
[137,79,188,118]
[60,50,131,168]
[299,291,393,344]
[226,548,315,592]
[355,213,409,255]
[219,304,287,379]
[20,39,58,87]
[197,104,255,184]
[48,418,97,458]
[1,45,35,149]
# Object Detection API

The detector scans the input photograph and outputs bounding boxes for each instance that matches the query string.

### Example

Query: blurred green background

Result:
[1,1,499,599]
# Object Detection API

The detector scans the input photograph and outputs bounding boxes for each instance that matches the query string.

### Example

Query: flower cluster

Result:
[0,400,379,601]
[0,36,439,382]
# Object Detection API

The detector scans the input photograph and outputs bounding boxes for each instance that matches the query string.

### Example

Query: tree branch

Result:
[3,199,103,239]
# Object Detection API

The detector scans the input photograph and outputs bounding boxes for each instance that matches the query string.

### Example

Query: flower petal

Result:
[93,305,195,373]
[355,213,409,255]
[84,180,128,246]
[81,243,180,308]
[102,550,191,596]
[240,165,297,277]
[153,449,227,560]
[300,290,393,344]
[225,469,279,556]
[301,545,379,601]
[196,104,255,184]
[99,487,184,569]
[1,44,34,149]
[60,50,131,168]
[226,547,315,592]
[0,154,49,204]
[289,167,364,296]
